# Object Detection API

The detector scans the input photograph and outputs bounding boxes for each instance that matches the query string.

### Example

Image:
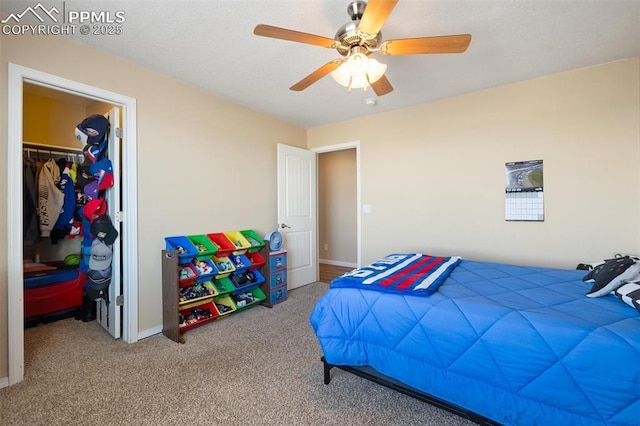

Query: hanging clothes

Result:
[51,163,77,244]
[23,157,39,245]
[38,158,64,237]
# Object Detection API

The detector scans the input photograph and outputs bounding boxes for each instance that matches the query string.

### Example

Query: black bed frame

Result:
[321,357,501,425]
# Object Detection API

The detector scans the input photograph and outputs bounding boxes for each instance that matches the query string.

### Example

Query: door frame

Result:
[312,141,361,269]
[7,63,139,385]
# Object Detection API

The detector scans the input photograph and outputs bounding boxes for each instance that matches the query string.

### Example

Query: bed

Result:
[309,254,640,425]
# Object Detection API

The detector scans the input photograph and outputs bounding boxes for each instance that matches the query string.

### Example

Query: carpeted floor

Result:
[0,281,474,426]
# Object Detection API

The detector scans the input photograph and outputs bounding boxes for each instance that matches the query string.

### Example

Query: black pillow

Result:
[583,256,640,297]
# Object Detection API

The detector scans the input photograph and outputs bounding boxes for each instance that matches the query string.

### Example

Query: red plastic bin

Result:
[24,271,85,318]
[207,233,237,258]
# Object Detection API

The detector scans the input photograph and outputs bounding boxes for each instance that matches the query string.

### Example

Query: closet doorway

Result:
[7,63,139,386]
[313,142,361,270]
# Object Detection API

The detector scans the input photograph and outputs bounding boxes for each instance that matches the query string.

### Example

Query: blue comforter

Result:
[309,259,640,425]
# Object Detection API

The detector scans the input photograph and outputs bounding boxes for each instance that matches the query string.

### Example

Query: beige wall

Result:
[318,149,357,266]
[0,34,306,379]
[309,58,640,269]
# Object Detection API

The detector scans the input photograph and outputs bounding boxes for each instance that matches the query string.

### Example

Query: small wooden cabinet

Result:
[260,243,288,307]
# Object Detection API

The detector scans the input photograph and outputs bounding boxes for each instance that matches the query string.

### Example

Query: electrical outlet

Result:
[324,243,328,251]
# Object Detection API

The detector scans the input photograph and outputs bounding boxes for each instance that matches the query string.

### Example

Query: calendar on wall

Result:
[505,159,544,221]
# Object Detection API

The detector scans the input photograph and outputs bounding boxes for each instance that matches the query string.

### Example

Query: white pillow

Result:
[614,282,640,313]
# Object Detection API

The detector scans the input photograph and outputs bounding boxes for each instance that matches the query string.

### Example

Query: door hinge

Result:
[115,211,124,222]
[116,295,124,306]
[115,127,123,138]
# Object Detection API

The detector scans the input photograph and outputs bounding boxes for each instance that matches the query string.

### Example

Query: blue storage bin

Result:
[230,269,265,294]
[192,258,219,281]
[228,253,251,273]
[165,236,198,265]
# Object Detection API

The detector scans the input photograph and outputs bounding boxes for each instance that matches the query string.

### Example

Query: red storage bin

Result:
[24,270,85,318]
[207,233,236,258]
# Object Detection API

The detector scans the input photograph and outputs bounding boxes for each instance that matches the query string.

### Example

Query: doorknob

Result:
[280,223,291,229]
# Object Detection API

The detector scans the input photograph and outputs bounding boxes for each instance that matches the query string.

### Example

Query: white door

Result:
[277,143,317,288]
[96,107,121,338]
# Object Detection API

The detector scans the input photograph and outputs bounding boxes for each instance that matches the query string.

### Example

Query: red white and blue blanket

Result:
[330,253,461,296]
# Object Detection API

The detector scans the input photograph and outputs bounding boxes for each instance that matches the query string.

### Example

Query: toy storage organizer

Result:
[162,230,267,343]
[260,241,288,307]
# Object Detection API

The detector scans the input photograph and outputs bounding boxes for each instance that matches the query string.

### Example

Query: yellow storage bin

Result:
[224,231,252,254]
[213,294,237,316]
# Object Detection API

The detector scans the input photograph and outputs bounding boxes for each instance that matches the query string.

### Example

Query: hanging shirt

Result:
[23,158,39,244]
[38,158,64,237]
[52,164,77,242]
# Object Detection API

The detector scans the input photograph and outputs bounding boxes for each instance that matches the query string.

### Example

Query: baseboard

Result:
[319,259,357,268]
[0,376,8,389]
[138,325,162,340]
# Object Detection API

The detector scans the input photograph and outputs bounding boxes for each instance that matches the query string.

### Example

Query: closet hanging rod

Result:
[22,148,84,161]
[23,141,83,153]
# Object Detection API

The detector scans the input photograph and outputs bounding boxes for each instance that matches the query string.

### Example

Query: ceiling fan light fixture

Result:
[330,54,387,91]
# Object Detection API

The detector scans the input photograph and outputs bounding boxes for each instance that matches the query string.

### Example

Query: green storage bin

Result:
[188,234,218,260]
[240,229,265,253]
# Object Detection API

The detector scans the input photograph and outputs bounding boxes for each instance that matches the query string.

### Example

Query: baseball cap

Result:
[91,214,119,245]
[76,161,95,187]
[90,159,114,190]
[89,239,113,270]
[86,266,112,300]
[75,114,109,145]
[88,266,112,288]
[84,180,99,199]
[83,198,107,222]
[84,141,106,163]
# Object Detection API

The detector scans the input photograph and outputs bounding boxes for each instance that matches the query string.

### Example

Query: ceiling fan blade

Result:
[254,24,339,48]
[371,75,393,96]
[290,60,343,91]
[379,34,472,55]
[358,0,399,37]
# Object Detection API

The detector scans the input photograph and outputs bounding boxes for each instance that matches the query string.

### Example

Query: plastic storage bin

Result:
[224,231,252,254]
[232,287,266,310]
[213,294,236,316]
[165,236,198,265]
[207,233,236,258]
[179,281,218,309]
[24,270,84,319]
[192,258,218,281]
[228,253,251,273]
[178,264,198,285]
[246,251,265,271]
[212,276,235,294]
[188,234,218,260]
[178,301,219,331]
[230,269,265,294]
[212,256,236,277]
[240,229,265,253]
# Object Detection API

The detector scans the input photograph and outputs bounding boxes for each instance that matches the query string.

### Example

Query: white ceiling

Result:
[4,1,640,128]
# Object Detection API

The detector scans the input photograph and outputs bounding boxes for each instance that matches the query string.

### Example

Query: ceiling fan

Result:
[253,0,471,96]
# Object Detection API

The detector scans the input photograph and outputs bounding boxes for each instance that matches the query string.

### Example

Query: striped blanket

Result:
[330,253,461,296]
